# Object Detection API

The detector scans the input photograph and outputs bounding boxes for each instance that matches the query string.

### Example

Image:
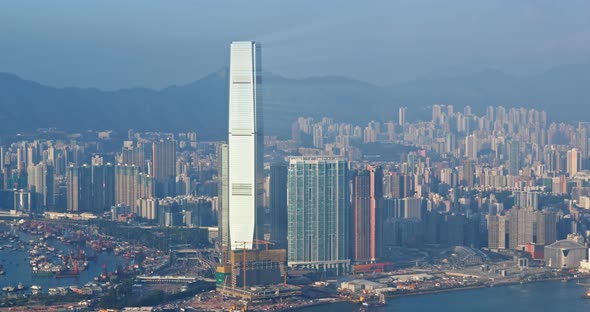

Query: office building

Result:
[228,41,263,250]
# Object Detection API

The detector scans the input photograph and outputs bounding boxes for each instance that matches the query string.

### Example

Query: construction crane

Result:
[234,241,249,289]
[253,239,275,251]
[233,240,280,289]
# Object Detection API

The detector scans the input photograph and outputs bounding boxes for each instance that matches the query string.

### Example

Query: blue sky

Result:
[1,0,590,90]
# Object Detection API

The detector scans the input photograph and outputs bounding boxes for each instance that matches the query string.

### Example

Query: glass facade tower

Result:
[287,157,350,271]
[228,41,263,250]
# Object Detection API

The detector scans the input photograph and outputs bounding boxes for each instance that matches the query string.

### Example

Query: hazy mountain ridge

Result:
[0,64,589,140]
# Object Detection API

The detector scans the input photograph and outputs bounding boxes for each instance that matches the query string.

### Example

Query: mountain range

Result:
[1,64,589,140]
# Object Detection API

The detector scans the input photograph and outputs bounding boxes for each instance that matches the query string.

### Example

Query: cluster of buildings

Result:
[257,101,590,273]
[0,131,219,228]
[2,41,590,294]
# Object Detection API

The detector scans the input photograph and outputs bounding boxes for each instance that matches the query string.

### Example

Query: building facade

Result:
[269,163,288,250]
[352,165,383,263]
[228,41,263,250]
[287,157,350,273]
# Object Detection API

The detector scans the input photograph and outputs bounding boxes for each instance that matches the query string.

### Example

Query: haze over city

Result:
[1,1,590,311]
[2,1,590,89]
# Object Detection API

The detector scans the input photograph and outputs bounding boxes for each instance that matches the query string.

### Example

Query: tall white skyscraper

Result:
[228,41,263,250]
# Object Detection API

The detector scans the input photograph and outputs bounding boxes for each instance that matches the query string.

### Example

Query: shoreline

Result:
[289,273,590,310]
[384,273,590,300]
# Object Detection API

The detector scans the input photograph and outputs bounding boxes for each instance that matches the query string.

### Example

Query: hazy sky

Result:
[1,0,590,90]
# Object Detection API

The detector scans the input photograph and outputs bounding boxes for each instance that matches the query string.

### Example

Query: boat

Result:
[31,285,42,291]
[32,270,55,277]
[583,290,590,299]
[2,286,14,292]
[358,294,386,308]
[16,282,25,291]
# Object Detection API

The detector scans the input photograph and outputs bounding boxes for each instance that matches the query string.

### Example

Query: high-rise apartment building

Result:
[383,173,414,198]
[121,142,146,170]
[228,41,263,250]
[536,210,557,246]
[487,214,508,249]
[27,162,54,210]
[352,166,383,263]
[92,163,115,213]
[398,107,406,126]
[508,140,520,176]
[269,163,288,250]
[79,164,93,211]
[567,147,581,177]
[66,165,79,212]
[513,191,539,210]
[115,164,154,213]
[152,138,176,197]
[287,157,350,273]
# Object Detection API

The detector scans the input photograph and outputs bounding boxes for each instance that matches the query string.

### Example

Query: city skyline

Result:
[2,2,590,309]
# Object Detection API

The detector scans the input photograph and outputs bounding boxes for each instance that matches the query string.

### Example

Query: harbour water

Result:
[0,230,125,294]
[298,279,590,311]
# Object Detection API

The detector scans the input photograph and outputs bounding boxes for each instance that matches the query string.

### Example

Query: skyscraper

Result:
[66,165,79,212]
[508,140,520,176]
[269,163,288,249]
[152,138,176,197]
[398,107,406,126]
[79,164,93,211]
[353,165,383,263]
[465,134,478,160]
[115,164,154,213]
[287,157,350,273]
[27,162,54,210]
[228,41,263,250]
[92,163,115,213]
[217,143,230,259]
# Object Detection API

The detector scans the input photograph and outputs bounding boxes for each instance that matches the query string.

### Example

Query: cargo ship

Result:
[55,260,79,279]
